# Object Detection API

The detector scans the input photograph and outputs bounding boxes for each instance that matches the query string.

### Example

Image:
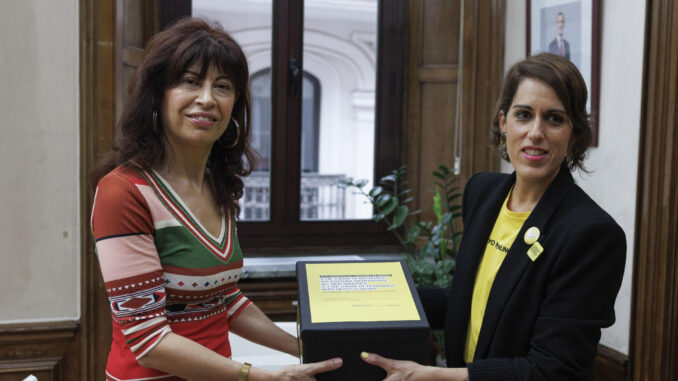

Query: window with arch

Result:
[193,0,405,248]
[250,69,320,174]
[247,68,322,221]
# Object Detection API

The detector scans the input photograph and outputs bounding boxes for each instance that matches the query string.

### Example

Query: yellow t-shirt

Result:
[463,191,530,363]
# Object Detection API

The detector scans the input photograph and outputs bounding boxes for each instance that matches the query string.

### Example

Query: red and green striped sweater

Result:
[91,166,251,381]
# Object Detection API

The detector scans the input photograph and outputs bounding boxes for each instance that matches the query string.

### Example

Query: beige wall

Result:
[503,0,646,355]
[0,0,80,322]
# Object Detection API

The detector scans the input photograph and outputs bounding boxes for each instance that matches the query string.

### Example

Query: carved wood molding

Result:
[630,1,678,380]
[0,321,78,334]
[0,321,79,381]
[240,279,299,321]
[0,321,78,345]
[0,358,62,381]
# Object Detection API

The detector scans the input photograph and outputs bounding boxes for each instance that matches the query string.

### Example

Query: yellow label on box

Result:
[306,262,421,323]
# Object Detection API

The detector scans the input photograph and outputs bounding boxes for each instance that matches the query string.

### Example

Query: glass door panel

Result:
[300,0,378,221]
[193,0,273,221]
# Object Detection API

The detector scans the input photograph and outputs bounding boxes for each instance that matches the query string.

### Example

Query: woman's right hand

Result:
[270,358,343,381]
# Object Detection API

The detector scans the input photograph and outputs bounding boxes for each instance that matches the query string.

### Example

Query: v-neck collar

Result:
[138,169,235,261]
[150,169,225,242]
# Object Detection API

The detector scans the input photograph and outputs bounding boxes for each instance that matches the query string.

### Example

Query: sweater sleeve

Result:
[91,171,172,360]
[224,285,252,323]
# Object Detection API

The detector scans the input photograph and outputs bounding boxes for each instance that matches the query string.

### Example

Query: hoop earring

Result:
[499,131,507,159]
[227,118,240,148]
[152,110,158,134]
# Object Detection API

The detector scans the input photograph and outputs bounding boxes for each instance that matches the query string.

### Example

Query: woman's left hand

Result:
[360,352,469,381]
[360,352,429,381]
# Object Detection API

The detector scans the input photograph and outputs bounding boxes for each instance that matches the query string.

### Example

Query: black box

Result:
[296,260,430,381]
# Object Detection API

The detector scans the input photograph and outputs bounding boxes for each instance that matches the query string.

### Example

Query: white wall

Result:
[0,0,80,322]
[503,0,645,355]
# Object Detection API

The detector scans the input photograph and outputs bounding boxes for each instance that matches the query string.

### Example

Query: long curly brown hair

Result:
[91,18,256,216]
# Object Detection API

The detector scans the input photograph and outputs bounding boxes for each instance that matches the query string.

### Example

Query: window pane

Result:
[300,0,378,221]
[193,0,272,221]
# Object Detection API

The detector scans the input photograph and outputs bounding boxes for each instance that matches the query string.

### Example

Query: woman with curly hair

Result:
[91,18,341,381]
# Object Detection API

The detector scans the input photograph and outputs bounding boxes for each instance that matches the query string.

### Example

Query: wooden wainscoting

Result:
[239,278,299,322]
[595,344,628,380]
[0,321,80,381]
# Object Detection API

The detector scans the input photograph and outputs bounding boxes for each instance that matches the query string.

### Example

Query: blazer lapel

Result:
[473,165,575,359]
[462,174,516,282]
[446,173,515,363]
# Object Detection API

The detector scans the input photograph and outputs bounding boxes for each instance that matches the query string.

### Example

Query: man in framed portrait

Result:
[548,12,570,60]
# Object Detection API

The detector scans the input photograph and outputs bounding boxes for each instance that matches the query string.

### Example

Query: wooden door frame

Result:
[628,0,678,380]
[79,1,191,377]
[405,0,504,224]
[79,1,115,379]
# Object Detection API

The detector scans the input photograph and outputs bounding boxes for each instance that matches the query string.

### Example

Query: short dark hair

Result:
[490,52,592,172]
[92,18,256,215]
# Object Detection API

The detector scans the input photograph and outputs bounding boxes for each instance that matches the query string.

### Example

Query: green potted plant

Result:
[341,164,462,365]
[341,164,463,287]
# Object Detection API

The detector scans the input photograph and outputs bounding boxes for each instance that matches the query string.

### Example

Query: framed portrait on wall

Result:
[526,0,601,146]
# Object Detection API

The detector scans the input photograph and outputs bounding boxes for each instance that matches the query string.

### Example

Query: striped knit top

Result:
[91,165,251,381]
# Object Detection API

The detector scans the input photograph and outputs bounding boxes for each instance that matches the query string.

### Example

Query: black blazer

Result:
[419,166,626,380]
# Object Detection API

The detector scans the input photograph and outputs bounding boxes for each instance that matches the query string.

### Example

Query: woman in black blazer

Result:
[361,53,626,380]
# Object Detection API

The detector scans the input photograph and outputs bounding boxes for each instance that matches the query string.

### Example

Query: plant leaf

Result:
[398,188,412,197]
[437,165,451,174]
[380,174,397,183]
[447,193,462,203]
[448,205,462,213]
[381,197,399,215]
[376,193,392,208]
[338,178,352,187]
[417,221,432,235]
[369,186,384,198]
[391,205,409,228]
[354,179,368,188]
[433,186,443,221]
[441,212,453,224]
[406,225,421,244]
